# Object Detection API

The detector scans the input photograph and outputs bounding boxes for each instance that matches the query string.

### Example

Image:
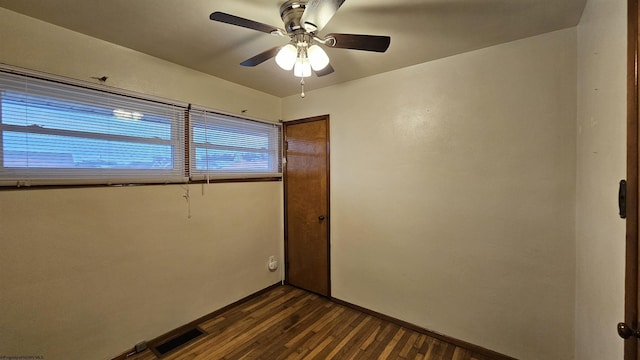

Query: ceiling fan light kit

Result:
[210,0,391,97]
[276,35,331,77]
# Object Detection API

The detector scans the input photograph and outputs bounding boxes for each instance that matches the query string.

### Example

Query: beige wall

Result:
[576,0,627,359]
[0,183,283,359]
[283,29,577,360]
[0,8,283,360]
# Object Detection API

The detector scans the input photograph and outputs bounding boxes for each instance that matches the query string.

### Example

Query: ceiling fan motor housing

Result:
[280,0,308,34]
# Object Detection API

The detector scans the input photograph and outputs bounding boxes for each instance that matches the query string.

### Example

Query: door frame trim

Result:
[626,0,639,358]
[283,115,331,296]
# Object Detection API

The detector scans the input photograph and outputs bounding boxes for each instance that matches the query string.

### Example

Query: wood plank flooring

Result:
[127,285,498,360]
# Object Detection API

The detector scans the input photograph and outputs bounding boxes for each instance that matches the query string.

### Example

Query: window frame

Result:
[0,65,282,188]
[188,107,283,181]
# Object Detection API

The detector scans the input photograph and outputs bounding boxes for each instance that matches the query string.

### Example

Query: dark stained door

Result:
[625,0,640,358]
[284,115,330,296]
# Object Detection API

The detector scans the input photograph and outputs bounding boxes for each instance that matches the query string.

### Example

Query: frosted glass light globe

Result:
[294,57,312,78]
[308,45,330,71]
[275,44,297,70]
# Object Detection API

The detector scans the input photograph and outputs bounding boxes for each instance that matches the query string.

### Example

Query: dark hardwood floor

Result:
[126,285,498,360]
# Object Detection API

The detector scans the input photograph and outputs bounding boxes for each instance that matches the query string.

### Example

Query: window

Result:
[0,66,282,187]
[189,108,282,180]
[0,70,187,186]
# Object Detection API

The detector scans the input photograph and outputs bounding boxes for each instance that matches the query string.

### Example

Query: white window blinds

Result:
[189,108,282,180]
[0,69,187,186]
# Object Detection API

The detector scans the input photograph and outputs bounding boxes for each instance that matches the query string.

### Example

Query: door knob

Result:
[618,322,640,339]
[318,215,325,221]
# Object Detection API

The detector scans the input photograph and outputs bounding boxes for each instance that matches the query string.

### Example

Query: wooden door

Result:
[284,115,330,296]
[625,0,640,358]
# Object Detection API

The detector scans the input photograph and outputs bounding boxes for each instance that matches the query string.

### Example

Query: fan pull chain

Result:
[300,78,306,98]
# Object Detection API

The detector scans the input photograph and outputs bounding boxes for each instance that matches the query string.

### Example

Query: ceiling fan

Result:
[210,0,391,97]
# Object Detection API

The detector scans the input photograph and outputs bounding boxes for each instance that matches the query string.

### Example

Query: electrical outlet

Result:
[268,256,278,271]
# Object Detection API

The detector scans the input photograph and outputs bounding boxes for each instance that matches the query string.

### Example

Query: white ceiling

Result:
[0,0,586,97]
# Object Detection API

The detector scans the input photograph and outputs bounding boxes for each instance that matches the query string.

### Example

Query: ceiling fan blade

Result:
[240,46,282,67]
[210,12,285,35]
[315,64,335,77]
[300,0,347,32]
[325,33,391,52]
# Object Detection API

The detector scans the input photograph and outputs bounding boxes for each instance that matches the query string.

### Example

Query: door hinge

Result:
[284,140,288,151]
[619,179,627,219]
